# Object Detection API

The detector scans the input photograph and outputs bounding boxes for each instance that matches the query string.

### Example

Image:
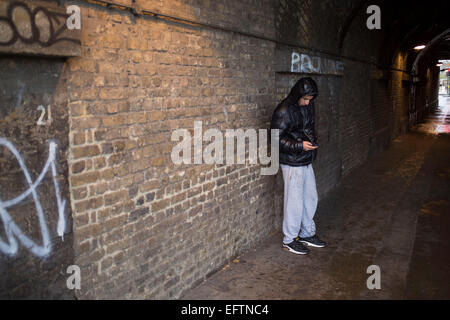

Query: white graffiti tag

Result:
[0,138,66,257]
[291,52,345,75]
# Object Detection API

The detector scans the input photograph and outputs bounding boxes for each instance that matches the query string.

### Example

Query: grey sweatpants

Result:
[281,163,318,244]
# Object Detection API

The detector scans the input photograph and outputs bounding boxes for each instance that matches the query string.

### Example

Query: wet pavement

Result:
[181,95,450,300]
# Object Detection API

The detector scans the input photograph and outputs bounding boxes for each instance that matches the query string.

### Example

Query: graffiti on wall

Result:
[0,138,66,257]
[0,0,81,56]
[291,52,345,75]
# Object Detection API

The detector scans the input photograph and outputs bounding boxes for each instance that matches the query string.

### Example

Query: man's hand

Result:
[303,141,319,151]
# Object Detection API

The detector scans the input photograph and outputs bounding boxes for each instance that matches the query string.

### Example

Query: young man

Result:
[270,77,326,255]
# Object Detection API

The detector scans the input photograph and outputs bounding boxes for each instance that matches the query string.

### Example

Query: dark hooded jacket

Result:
[270,77,319,166]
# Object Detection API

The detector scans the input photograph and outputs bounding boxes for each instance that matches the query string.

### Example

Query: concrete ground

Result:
[181,95,450,300]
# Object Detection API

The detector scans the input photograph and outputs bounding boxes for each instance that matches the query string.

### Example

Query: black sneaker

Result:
[298,235,326,248]
[283,240,310,255]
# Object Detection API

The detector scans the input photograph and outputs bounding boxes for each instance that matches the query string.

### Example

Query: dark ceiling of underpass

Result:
[348,0,450,68]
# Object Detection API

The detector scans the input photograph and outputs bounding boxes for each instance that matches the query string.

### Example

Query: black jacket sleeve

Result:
[310,104,318,143]
[270,106,304,154]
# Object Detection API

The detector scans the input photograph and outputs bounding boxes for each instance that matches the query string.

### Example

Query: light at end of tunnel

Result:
[414,45,426,50]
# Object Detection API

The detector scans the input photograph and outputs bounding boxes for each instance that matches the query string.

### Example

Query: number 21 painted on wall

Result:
[37,105,52,126]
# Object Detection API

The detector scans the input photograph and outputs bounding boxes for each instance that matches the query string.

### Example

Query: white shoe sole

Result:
[283,244,308,254]
[299,240,325,248]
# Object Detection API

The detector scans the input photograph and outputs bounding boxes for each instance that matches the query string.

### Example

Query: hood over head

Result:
[284,77,318,106]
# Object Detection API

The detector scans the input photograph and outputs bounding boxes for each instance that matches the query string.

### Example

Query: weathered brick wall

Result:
[275,0,361,53]
[333,1,389,177]
[139,0,275,38]
[387,52,409,138]
[0,56,74,299]
[369,76,392,157]
[414,52,440,124]
[66,0,276,299]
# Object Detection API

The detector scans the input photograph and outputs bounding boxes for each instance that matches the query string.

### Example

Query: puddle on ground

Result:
[413,96,450,135]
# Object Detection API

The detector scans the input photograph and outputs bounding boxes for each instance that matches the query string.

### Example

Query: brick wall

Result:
[0,56,74,299]
[66,0,277,299]
[389,52,410,137]
[414,52,440,124]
